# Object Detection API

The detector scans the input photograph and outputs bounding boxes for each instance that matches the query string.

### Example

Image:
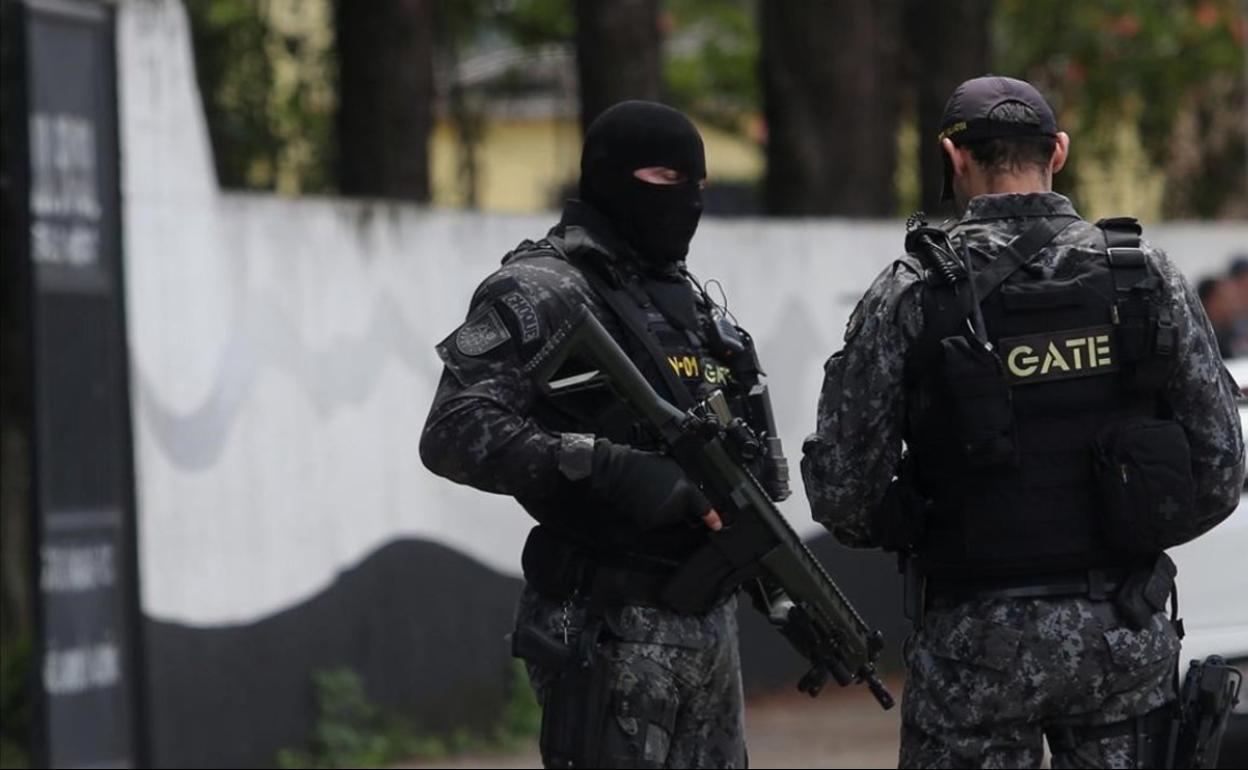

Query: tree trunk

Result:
[575,0,661,134]
[905,0,993,215]
[760,0,903,216]
[335,0,434,200]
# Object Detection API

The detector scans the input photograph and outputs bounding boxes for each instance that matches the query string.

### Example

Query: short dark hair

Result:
[962,101,1056,176]
[1230,256,1248,279]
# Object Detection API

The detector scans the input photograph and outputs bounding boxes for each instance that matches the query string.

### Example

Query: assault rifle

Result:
[527,306,894,709]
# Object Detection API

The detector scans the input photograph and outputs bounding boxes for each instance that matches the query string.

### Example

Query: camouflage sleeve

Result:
[800,258,926,548]
[1151,246,1246,538]
[419,271,577,501]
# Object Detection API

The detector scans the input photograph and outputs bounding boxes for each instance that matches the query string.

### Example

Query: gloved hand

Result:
[590,440,714,531]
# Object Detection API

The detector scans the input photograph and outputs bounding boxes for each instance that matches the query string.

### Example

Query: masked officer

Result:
[421,101,790,769]
[801,76,1244,769]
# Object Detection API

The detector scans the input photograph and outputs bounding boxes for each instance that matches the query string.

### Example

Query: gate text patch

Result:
[1000,325,1119,384]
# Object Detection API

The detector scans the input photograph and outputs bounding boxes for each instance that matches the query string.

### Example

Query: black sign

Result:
[11,1,144,766]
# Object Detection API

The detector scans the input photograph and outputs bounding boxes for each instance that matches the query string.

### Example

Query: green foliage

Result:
[0,634,32,769]
[439,0,574,49]
[995,0,1246,217]
[185,0,335,194]
[663,0,759,134]
[182,0,1243,217]
[494,656,542,748]
[496,0,576,47]
[276,668,439,769]
[997,0,1242,156]
[277,661,540,768]
[185,0,279,189]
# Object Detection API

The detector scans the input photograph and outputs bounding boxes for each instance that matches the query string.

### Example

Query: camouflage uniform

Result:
[516,587,745,768]
[422,200,749,769]
[801,192,1244,768]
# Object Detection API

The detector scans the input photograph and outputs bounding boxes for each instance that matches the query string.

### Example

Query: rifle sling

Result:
[548,235,699,411]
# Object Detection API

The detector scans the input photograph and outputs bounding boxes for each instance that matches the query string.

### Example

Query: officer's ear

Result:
[941,137,969,179]
[1051,132,1070,176]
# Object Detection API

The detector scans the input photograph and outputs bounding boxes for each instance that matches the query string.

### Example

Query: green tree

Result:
[186,0,282,189]
[995,0,1246,219]
[663,0,759,134]
[186,0,336,194]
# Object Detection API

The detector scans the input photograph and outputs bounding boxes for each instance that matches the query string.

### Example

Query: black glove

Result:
[590,440,712,531]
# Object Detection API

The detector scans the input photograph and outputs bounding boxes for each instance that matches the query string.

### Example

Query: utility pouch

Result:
[873,475,928,553]
[938,336,1017,469]
[521,526,587,601]
[1114,553,1177,631]
[759,432,792,503]
[1094,418,1196,554]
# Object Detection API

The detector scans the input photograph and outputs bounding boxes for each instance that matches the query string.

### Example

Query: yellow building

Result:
[430,114,763,213]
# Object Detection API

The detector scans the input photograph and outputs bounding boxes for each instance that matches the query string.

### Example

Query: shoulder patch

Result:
[455,307,511,356]
[499,291,542,344]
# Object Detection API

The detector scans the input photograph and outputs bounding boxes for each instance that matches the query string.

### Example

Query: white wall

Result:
[117,0,1248,627]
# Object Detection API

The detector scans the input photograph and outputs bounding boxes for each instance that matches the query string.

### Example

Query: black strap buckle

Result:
[1107,246,1147,268]
[1155,314,1177,357]
[1096,216,1142,233]
[1098,216,1153,292]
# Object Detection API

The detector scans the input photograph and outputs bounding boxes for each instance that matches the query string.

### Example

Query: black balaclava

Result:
[579,101,707,266]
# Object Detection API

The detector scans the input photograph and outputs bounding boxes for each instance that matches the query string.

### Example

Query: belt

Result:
[521,526,674,609]
[926,567,1131,603]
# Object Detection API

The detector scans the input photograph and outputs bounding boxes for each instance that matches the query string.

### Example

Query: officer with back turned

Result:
[801,76,1244,768]
[421,101,791,769]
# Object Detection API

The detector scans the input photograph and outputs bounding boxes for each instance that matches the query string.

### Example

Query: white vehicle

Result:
[1168,356,1248,766]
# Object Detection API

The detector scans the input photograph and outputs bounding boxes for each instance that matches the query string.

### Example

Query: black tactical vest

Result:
[503,236,745,447]
[501,232,789,567]
[904,218,1177,579]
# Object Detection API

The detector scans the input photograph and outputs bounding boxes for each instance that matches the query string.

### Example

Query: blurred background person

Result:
[1226,256,1248,358]
[1199,275,1237,358]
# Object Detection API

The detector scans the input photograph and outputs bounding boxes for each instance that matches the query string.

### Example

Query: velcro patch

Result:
[455,307,511,356]
[1000,325,1119,385]
[500,291,541,344]
[665,353,733,386]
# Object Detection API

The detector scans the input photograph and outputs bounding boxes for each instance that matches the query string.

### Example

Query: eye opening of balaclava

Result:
[579,101,707,266]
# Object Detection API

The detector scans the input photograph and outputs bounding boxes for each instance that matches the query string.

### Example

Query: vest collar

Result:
[960,192,1080,223]
[554,200,687,282]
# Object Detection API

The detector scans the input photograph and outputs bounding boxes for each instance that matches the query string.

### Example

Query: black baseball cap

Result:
[938,75,1058,201]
